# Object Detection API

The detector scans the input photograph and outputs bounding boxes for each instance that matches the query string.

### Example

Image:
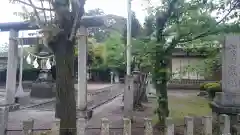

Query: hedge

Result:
[199,82,221,99]
[0,68,40,82]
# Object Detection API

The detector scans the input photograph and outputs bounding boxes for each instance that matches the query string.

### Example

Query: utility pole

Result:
[124,0,133,118]
[126,0,132,75]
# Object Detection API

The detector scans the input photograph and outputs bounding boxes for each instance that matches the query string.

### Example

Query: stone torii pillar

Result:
[76,25,88,135]
[5,29,19,104]
[74,17,109,135]
[0,29,19,135]
[77,26,88,111]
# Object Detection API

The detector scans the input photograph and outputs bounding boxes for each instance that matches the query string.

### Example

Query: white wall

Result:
[171,57,204,80]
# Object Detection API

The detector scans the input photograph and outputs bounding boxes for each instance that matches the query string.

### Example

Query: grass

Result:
[152,92,211,125]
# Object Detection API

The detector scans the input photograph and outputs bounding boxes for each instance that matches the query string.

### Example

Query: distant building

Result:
[171,48,206,80]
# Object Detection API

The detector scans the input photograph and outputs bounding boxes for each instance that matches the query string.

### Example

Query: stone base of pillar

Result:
[31,82,55,98]
[77,109,93,120]
[15,92,30,106]
[0,103,20,112]
[210,92,240,133]
[76,109,92,135]
[123,75,134,118]
[212,92,240,107]
[77,117,87,135]
[0,106,8,135]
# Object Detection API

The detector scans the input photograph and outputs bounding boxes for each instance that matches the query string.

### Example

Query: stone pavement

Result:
[82,84,113,91]
[6,83,123,135]
[86,94,155,135]
[86,95,124,135]
[0,83,113,107]
[7,96,124,135]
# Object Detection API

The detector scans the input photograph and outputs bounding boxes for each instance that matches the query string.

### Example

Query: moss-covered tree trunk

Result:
[52,33,76,135]
[152,46,170,125]
[152,0,178,125]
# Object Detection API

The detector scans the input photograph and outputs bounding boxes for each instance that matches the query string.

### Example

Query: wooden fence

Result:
[5,114,236,135]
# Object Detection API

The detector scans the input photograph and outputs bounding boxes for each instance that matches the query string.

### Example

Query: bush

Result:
[206,82,221,99]
[199,82,221,98]
[199,82,214,91]
[199,83,206,91]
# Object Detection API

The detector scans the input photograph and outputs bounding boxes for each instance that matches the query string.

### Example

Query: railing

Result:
[168,79,206,85]
[167,79,218,89]
[5,114,237,135]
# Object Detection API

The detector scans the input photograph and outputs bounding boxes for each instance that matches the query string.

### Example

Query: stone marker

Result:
[114,72,120,83]
[210,35,240,126]
[146,73,156,98]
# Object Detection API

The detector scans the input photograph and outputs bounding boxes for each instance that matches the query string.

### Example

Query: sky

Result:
[0,0,149,47]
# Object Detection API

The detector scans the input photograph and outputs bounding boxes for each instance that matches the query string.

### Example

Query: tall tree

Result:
[10,0,86,134]
[122,11,142,45]
[86,9,108,42]
[144,0,240,125]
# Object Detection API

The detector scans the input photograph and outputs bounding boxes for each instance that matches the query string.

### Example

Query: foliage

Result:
[85,8,109,42]
[199,81,221,98]
[143,15,155,37]
[205,82,221,98]
[142,0,240,125]
[86,31,125,71]
[200,82,220,91]
[122,11,142,44]
[199,83,206,91]
[86,10,143,72]
[131,38,152,71]
[103,32,125,70]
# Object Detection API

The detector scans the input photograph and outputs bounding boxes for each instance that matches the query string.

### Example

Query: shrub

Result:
[199,82,216,91]
[206,82,221,99]
[199,83,206,91]
[204,83,216,89]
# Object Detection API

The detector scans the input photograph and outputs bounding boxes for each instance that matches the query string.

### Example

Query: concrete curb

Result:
[18,84,120,111]
[19,98,55,110]
[90,92,123,110]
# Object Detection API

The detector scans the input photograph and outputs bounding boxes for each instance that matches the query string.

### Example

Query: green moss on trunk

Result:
[152,45,170,125]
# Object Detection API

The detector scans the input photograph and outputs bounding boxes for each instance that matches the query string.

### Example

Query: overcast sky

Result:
[0,0,149,46]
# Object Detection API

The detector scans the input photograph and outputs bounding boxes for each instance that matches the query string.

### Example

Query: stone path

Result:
[6,84,123,135]
[26,84,123,110]
[0,83,113,108]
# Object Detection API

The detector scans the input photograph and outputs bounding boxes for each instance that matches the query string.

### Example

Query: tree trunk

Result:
[54,36,76,135]
[133,72,148,110]
[139,73,148,103]
[152,48,170,125]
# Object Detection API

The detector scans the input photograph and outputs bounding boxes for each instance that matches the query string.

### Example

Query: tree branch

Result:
[27,0,43,27]
[14,0,53,11]
[178,0,238,43]
[49,0,53,23]
[40,0,47,23]
[156,0,178,41]
[69,0,86,41]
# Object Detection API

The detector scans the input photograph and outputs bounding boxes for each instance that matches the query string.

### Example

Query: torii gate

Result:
[0,16,105,134]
